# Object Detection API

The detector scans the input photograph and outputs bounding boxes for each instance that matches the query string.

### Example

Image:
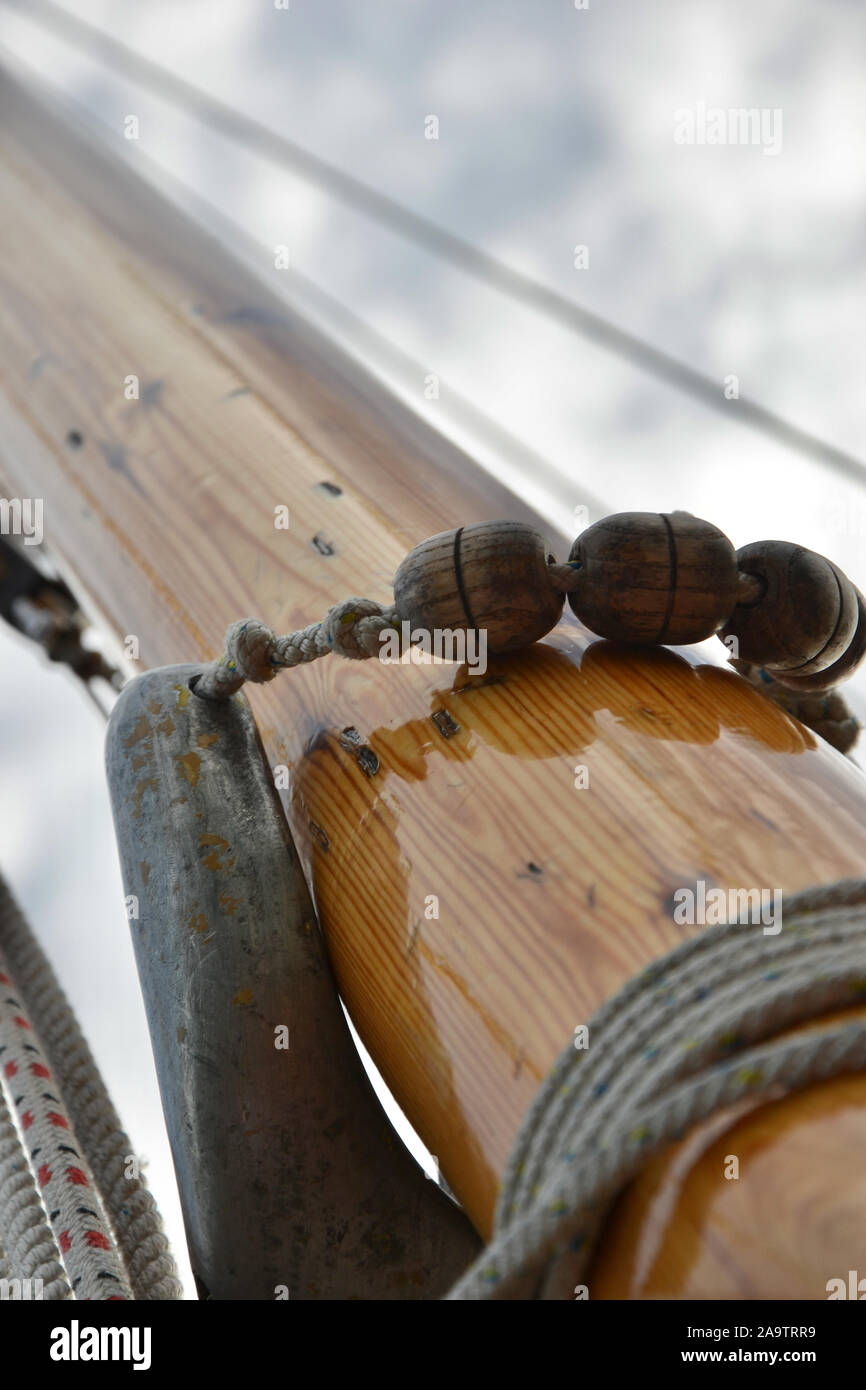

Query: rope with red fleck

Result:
[0,872,181,1299]
[0,948,131,1298]
[0,1081,71,1297]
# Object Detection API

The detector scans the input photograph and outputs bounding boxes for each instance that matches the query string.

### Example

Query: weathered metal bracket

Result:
[106,665,480,1299]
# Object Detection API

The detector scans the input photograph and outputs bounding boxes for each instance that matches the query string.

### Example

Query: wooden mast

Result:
[2,64,866,1298]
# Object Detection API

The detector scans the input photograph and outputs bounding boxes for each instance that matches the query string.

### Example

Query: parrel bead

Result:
[392,520,564,653]
[720,540,860,683]
[768,590,866,693]
[566,511,738,645]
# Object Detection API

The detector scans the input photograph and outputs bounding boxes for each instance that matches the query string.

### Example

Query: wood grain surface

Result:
[2,65,866,1297]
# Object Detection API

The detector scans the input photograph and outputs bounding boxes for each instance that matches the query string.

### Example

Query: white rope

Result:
[195,578,590,702]
[195,600,402,700]
[0,1082,71,1298]
[0,872,181,1299]
[448,878,866,1299]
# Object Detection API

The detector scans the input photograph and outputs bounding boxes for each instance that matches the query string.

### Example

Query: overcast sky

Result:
[1,0,865,1296]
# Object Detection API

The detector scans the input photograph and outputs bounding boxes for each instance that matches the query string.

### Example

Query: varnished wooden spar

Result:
[2,64,866,1299]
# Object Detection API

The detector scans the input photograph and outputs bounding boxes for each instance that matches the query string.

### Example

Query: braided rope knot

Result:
[196,601,402,699]
[319,597,400,660]
[225,618,281,685]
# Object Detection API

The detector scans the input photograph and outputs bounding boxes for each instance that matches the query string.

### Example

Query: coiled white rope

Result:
[448,878,866,1299]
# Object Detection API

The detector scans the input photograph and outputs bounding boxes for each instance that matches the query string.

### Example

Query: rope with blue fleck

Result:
[447,877,866,1299]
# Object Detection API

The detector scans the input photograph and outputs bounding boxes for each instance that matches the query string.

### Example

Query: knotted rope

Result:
[0,871,181,1299]
[447,878,866,1299]
[195,598,404,700]
[192,584,860,753]
[193,567,587,702]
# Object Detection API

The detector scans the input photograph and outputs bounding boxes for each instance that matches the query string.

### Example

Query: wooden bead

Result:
[720,541,860,684]
[770,589,866,693]
[392,520,563,653]
[566,511,737,645]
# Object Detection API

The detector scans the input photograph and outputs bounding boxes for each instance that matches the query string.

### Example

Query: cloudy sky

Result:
[1,0,865,1295]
